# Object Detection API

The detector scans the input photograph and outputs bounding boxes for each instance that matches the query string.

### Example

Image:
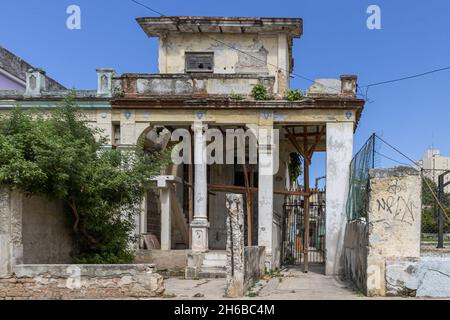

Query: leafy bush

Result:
[286,89,305,101]
[229,92,243,100]
[0,94,171,263]
[251,83,273,101]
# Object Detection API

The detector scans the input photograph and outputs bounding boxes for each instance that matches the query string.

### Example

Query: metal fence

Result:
[282,197,326,265]
[346,134,376,221]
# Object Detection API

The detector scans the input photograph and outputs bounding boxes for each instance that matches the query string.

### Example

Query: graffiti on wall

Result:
[375,179,417,226]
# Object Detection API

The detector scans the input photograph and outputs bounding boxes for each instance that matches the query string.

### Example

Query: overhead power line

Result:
[361,66,450,89]
[131,0,165,16]
[374,150,411,167]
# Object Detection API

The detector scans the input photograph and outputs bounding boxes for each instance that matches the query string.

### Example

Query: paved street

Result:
[161,266,372,300]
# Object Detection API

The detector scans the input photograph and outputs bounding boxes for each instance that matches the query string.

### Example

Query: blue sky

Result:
[1,0,450,184]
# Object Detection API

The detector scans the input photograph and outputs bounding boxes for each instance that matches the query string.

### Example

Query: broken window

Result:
[185,52,214,73]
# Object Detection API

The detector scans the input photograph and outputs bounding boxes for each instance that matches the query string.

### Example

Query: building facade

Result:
[0,16,365,276]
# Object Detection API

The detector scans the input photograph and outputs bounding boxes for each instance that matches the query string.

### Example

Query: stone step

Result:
[198,267,227,279]
[204,251,227,261]
[202,259,227,268]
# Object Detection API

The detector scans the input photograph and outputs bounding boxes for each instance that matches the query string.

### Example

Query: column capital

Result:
[191,122,208,132]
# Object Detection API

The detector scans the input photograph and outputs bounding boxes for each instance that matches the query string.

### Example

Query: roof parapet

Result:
[97,68,116,97]
[25,68,46,97]
[306,75,359,98]
[340,75,358,98]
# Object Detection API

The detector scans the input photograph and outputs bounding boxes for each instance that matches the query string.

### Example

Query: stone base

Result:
[191,219,209,252]
[0,264,164,300]
[185,251,205,279]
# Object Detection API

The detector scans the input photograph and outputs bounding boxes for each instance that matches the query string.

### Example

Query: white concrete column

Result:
[191,122,209,251]
[159,188,171,250]
[258,125,275,270]
[139,193,147,249]
[151,175,182,251]
[325,122,354,275]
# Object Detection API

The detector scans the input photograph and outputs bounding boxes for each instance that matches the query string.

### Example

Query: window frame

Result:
[185,51,214,73]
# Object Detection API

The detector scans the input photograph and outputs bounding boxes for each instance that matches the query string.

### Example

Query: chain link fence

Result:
[346,134,376,221]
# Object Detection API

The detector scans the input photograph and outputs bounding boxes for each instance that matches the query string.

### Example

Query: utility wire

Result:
[361,66,450,89]
[374,134,418,167]
[130,0,368,100]
[131,0,165,16]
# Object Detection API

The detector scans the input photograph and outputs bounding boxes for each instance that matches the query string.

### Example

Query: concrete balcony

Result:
[112,73,275,98]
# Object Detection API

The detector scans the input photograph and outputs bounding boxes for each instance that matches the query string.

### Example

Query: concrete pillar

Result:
[191,122,209,251]
[257,124,275,270]
[325,122,354,275]
[0,189,23,278]
[151,175,183,251]
[139,194,147,249]
[225,193,245,298]
[159,187,171,250]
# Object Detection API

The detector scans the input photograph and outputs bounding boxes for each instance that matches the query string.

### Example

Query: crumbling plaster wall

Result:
[159,33,290,95]
[344,167,422,296]
[0,188,75,278]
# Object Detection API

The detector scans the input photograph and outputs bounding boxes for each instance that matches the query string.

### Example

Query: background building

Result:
[0,46,65,91]
[419,149,450,191]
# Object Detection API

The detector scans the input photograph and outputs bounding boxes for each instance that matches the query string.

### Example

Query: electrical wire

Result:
[361,66,450,89]
[374,134,418,166]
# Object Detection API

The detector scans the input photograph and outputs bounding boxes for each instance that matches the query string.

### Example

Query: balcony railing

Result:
[112,73,275,98]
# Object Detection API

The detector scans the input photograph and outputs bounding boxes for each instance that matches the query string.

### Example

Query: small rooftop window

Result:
[185,52,214,73]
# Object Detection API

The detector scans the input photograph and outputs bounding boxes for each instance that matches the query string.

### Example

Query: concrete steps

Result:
[199,251,227,278]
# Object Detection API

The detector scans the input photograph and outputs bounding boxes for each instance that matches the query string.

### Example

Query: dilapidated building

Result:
[0,16,365,278]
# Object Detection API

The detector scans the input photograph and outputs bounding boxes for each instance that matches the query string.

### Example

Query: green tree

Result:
[0,94,171,263]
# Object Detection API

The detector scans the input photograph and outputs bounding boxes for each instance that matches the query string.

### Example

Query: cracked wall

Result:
[158,33,289,96]
[344,167,422,296]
